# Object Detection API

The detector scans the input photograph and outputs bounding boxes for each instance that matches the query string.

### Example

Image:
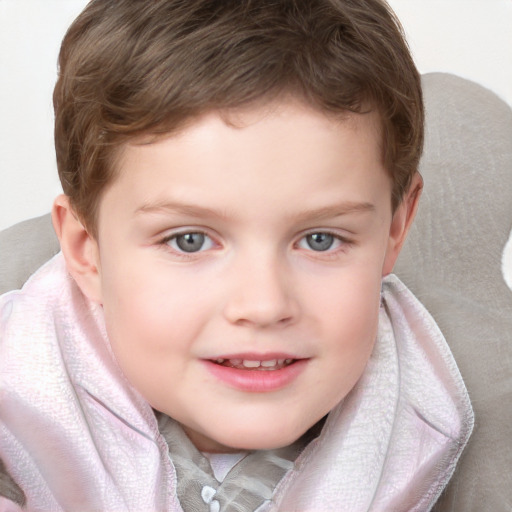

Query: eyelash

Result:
[157,229,353,259]
[159,230,217,260]
[295,230,353,256]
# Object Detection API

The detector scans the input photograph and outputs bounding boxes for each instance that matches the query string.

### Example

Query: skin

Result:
[53,99,421,453]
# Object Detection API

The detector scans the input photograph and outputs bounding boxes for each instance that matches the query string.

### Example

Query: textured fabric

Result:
[395,73,512,511]
[204,453,248,483]
[0,253,472,511]
[0,497,23,512]
[0,459,24,509]
[158,414,306,512]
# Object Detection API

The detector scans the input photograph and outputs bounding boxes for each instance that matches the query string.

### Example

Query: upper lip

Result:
[205,352,303,361]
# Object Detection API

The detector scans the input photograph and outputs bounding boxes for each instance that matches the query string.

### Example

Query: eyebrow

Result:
[134,200,375,222]
[292,202,376,223]
[135,201,227,220]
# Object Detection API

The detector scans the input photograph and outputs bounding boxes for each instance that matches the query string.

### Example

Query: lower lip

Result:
[202,359,308,392]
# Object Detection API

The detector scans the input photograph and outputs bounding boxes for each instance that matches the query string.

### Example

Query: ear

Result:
[382,172,423,276]
[52,195,103,303]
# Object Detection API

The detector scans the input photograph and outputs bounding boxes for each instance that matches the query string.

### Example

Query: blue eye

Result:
[298,232,345,252]
[166,232,214,253]
[305,233,334,251]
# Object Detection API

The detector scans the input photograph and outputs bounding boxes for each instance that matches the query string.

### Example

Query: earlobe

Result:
[52,195,103,303]
[382,172,423,276]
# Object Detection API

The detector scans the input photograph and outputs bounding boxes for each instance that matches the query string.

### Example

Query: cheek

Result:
[312,268,381,368]
[312,265,381,326]
[99,270,203,403]
[103,279,199,352]
[297,270,381,427]
[102,253,196,323]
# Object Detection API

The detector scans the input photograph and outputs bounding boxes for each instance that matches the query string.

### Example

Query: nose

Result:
[223,250,299,328]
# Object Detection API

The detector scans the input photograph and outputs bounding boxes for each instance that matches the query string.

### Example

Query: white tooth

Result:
[230,359,242,366]
[216,358,225,364]
[285,359,293,364]
[261,359,277,367]
[242,360,261,368]
[277,359,285,365]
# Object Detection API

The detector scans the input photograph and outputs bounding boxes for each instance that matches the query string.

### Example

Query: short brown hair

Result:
[54,0,423,236]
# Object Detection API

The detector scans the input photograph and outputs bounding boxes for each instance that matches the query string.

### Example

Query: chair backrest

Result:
[395,72,512,511]
[0,213,59,294]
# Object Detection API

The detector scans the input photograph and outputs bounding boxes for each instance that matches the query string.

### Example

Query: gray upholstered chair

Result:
[1,73,512,511]
[395,73,512,511]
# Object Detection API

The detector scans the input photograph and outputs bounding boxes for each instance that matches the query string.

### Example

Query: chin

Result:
[216,425,311,452]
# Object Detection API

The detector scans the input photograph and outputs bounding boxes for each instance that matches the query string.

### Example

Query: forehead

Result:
[121,97,382,160]
[100,99,389,224]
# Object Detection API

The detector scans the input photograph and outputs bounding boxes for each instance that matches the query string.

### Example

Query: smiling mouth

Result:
[212,358,296,370]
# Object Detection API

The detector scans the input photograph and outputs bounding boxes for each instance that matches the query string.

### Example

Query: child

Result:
[0,0,473,510]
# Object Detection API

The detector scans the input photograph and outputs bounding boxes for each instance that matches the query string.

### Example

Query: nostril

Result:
[222,266,299,327]
[231,313,295,328]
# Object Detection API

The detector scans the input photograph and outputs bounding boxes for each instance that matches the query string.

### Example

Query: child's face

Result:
[90,100,406,452]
